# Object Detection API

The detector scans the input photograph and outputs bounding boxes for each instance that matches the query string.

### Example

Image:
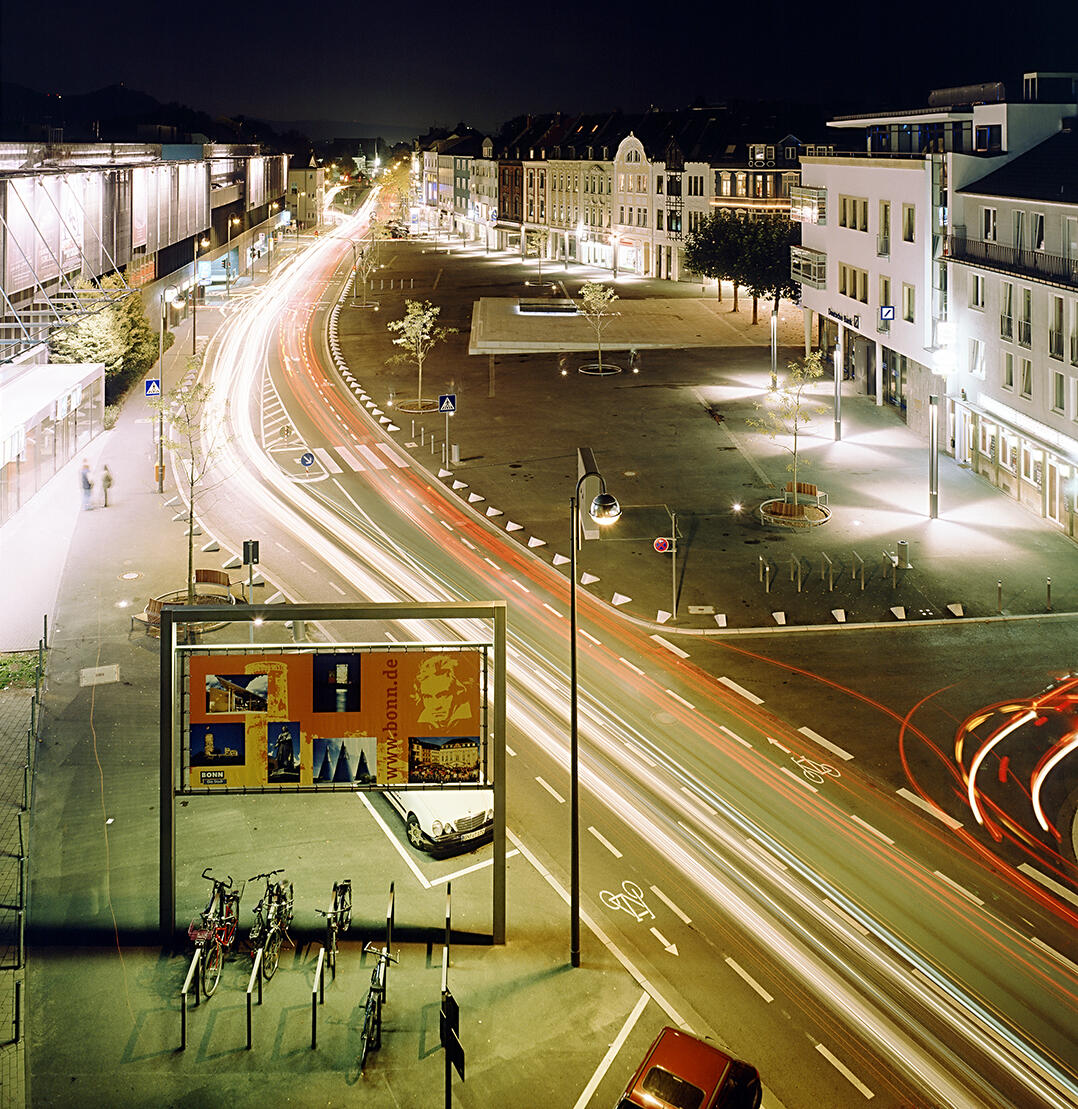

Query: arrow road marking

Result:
[650,926,679,955]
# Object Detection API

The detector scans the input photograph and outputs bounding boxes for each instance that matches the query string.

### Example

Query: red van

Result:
[617,1027,762,1109]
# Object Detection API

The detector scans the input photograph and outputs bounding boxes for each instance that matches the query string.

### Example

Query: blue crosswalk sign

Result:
[145,379,161,397]
[439,393,457,413]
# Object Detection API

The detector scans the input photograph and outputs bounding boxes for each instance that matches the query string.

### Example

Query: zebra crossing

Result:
[311,442,409,474]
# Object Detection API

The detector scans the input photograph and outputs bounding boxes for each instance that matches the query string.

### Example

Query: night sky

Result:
[3,1,1075,135]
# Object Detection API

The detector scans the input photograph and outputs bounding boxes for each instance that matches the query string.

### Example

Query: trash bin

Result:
[897,539,911,569]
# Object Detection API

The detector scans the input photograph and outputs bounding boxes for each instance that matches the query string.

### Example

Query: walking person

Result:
[79,460,93,511]
[101,464,114,508]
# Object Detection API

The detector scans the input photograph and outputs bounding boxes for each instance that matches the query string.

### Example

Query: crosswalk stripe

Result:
[312,447,342,474]
[374,442,409,468]
[357,444,389,470]
[336,445,365,471]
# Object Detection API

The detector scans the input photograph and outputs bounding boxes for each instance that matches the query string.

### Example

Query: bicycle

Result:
[188,868,242,998]
[315,879,352,977]
[247,869,294,980]
[357,941,398,1073]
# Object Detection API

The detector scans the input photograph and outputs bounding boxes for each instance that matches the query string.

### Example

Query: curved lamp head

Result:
[589,492,621,525]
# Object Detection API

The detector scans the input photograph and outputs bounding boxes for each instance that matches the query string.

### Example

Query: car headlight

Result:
[431,820,444,838]
[485,808,494,823]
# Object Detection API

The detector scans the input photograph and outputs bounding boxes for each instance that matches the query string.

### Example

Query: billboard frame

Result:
[159,600,507,945]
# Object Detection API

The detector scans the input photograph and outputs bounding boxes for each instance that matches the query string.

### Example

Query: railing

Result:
[947,231,1078,290]
[1018,319,1032,347]
[876,233,890,258]
[790,245,827,289]
[1049,329,1064,359]
[1000,313,1013,341]
[877,317,891,334]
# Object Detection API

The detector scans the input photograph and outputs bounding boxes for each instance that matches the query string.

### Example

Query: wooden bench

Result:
[767,500,806,518]
[194,568,235,596]
[130,597,164,636]
[784,481,828,507]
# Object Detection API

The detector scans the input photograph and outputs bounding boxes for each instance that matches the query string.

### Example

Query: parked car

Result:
[617,1027,762,1109]
[384,788,494,855]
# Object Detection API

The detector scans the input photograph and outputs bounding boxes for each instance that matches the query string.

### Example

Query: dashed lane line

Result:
[543,603,564,618]
[329,581,346,595]
[725,957,773,1003]
[650,634,689,659]
[719,725,752,749]
[718,676,764,704]
[588,826,623,858]
[799,725,854,761]
[815,1044,875,1100]
[665,689,695,710]
[823,898,870,936]
[619,657,645,676]
[535,776,565,804]
[933,870,984,907]
[780,765,818,792]
[580,629,601,646]
[1017,863,1078,909]
[896,787,963,830]
[849,813,894,845]
[650,885,692,924]
[1030,936,1078,977]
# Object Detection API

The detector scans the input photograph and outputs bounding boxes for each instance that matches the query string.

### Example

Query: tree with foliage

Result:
[49,274,167,402]
[352,236,381,307]
[683,209,745,308]
[386,300,457,410]
[576,282,620,374]
[740,214,802,324]
[746,351,828,514]
[526,228,550,283]
[149,371,229,603]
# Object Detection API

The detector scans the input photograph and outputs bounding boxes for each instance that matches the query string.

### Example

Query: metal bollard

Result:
[765,563,771,593]
[997,579,1003,614]
[1047,577,1052,612]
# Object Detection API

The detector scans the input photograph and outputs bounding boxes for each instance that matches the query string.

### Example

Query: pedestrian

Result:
[101,464,114,508]
[79,460,93,511]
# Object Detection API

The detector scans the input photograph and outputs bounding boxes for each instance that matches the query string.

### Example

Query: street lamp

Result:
[225,216,240,298]
[157,284,178,493]
[569,448,620,968]
[770,306,778,390]
[192,235,208,355]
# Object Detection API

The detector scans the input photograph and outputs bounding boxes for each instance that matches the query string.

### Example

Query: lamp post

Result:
[770,306,778,390]
[157,284,178,493]
[225,216,240,298]
[192,235,208,355]
[569,448,620,968]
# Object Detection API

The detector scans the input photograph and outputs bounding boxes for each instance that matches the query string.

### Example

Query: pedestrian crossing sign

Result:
[145,378,161,397]
[439,393,457,413]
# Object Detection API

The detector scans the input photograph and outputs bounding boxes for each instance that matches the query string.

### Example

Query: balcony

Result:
[1018,319,1032,347]
[876,316,891,334]
[790,245,827,289]
[789,186,826,226]
[947,229,1078,291]
[876,233,890,258]
[1049,329,1064,360]
[1000,313,1013,341]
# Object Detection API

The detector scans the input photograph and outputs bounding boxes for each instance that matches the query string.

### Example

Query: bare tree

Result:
[386,299,457,410]
[352,237,381,307]
[150,368,230,603]
[746,350,827,512]
[526,228,550,283]
[576,282,620,374]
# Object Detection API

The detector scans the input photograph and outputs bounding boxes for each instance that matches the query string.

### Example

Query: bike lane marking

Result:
[815,1044,875,1100]
[780,765,818,792]
[650,927,679,955]
[588,826,623,858]
[849,813,894,845]
[650,885,692,924]
[724,957,773,1002]
[718,676,764,704]
[798,725,854,761]
[536,776,566,803]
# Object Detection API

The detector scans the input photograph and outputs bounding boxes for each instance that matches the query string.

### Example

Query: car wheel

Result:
[406,813,425,849]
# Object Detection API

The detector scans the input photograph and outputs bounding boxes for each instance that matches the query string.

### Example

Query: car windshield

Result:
[641,1065,705,1109]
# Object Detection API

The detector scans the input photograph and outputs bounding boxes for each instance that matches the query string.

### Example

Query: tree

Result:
[740,214,802,324]
[352,236,381,307]
[386,300,457,410]
[49,274,166,402]
[683,210,744,308]
[526,228,549,283]
[149,371,229,603]
[576,282,619,374]
[746,351,828,513]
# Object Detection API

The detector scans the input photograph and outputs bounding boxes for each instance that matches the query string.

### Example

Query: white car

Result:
[384,789,494,855]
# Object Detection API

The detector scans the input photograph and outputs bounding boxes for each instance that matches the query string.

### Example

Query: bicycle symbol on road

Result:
[600,880,654,922]
[791,754,841,785]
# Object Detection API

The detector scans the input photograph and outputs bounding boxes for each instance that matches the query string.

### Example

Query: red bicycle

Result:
[189,868,242,998]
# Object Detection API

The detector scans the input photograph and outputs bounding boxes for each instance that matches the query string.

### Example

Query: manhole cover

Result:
[119,571,142,581]
[651,712,676,726]
[80,664,120,688]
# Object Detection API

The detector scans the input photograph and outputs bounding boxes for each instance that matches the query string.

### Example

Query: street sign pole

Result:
[671,511,677,620]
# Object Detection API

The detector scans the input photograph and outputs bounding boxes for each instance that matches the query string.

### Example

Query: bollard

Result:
[997,579,1003,614]
[13,979,20,1043]
[765,563,771,593]
[410,277,414,289]
[1047,577,1052,612]
[411,420,415,438]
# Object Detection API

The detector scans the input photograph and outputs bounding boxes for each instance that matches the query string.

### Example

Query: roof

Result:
[959,127,1078,203]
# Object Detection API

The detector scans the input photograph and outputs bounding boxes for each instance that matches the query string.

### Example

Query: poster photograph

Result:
[184,647,484,792]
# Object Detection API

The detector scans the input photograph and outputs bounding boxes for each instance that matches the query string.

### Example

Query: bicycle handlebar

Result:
[362,941,399,964]
[248,869,284,883]
[201,867,233,890]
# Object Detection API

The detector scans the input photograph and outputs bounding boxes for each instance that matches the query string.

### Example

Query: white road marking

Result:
[650,885,692,924]
[356,792,430,888]
[460,537,477,550]
[680,786,716,816]
[427,850,520,888]
[932,870,984,906]
[571,992,650,1109]
[664,689,695,710]
[300,560,317,573]
[719,725,752,749]
[374,441,409,467]
[744,837,788,871]
[815,1044,874,1099]
[766,735,791,754]
[440,520,454,531]
[725,957,773,1002]
[780,765,818,792]
[650,634,689,659]
[849,813,894,845]
[336,444,365,471]
[1030,936,1078,977]
[1017,864,1078,909]
[798,725,854,761]
[505,745,516,757]
[718,676,763,704]
[823,898,870,936]
[896,787,963,829]
[510,579,530,593]
[624,742,657,768]
[535,776,565,804]
[588,826,622,858]
[580,629,600,646]
[619,657,645,676]
[543,603,564,618]
[358,443,389,470]
[484,557,499,569]
[649,927,678,955]
[312,446,342,473]
[329,581,346,595]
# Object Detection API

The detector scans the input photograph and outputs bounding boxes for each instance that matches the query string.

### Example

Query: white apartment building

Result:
[287,163,324,231]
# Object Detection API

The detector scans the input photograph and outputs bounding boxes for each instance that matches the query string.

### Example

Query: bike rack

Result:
[311,947,326,1050]
[180,947,202,1051]
[245,947,263,1050]
[851,551,865,591]
[820,552,834,592]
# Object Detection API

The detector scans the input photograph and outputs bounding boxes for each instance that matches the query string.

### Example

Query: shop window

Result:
[999,429,1018,472]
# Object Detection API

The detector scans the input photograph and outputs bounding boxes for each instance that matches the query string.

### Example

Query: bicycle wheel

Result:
[222,898,238,950]
[202,940,223,998]
[263,927,281,979]
[358,993,377,1072]
[337,883,352,933]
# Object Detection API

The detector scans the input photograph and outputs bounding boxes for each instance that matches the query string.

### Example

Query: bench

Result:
[194,568,235,597]
[767,500,806,518]
[130,597,164,636]
[784,481,828,507]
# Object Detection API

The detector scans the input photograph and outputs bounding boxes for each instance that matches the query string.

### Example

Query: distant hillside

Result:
[269,118,420,144]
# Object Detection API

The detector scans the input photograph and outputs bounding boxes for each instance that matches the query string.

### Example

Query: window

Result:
[656,209,664,230]
[902,203,916,242]
[1019,287,1032,347]
[999,428,1018,472]
[970,273,985,309]
[1032,212,1045,251]
[839,195,868,231]
[839,263,868,303]
[969,338,986,377]
[721,173,731,197]
[1000,282,1014,340]
[1020,358,1033,399]
[1013,211,1024,251]
[656,176,663,194]
[880,274,891,308]
[1053,371,1066,413]
[1049,295,1064,359]
[1002,351,1014,390]
[983,207,997,242]
[902,283,915,322]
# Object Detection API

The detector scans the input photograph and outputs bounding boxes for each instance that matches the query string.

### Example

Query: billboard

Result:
[183,647,485,791]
